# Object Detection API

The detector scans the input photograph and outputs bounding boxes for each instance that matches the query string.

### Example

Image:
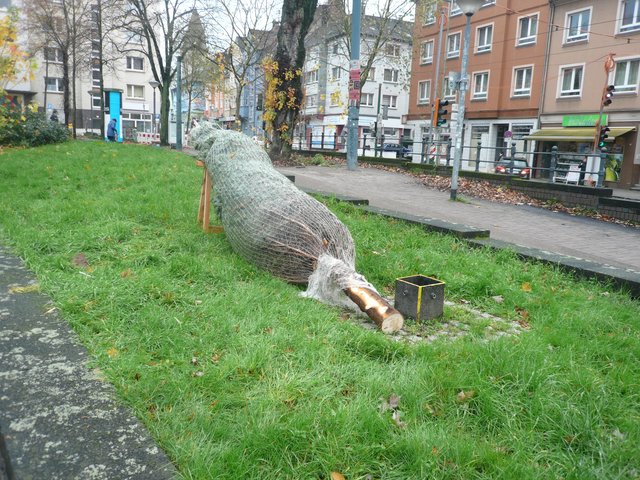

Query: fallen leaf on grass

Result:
[392,410,407,429]
[492,295,504,303]
[191,357,199,365]
[521,282,532,292]
[72,253,89,267]
[120,268,133,278]
[515,307,530,322]
[330,472,345,480]
[380,394,400,412]
[9,284,40,294]
[192,371,204,377]
[107,347,119,358]
[456,390,476,403]
[211,353,221,363]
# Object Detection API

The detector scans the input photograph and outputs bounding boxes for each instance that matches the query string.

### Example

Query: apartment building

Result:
[407,0,549,168]
[2,0,173,140]
[299,0,413,149]
[530,0,640,188]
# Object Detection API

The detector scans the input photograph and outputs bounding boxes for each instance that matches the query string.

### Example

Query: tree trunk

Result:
[62,56,71,130]
[160,82,170,146]
[268,0,317,161]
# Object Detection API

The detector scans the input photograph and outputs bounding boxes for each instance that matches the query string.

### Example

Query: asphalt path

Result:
[276,165,640,273]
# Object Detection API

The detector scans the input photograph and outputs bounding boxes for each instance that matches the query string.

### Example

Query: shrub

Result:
[0,98,69,147]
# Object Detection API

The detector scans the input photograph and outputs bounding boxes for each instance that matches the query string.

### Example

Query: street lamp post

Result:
[149,80,160,135]
[450,0,484,200]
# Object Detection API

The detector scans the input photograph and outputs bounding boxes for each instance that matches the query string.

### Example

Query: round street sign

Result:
[504,130,512,138]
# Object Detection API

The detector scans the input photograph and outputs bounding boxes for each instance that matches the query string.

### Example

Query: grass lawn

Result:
[1,141,639,479]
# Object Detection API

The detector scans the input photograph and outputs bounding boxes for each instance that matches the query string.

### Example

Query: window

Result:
[126,84,145,99]
[613,58,640,93]
[472,72,489,100]
[443,76,456,100]
[361,92,374,106]
[44,47,63,63]
[558,65,584,97]
[382,94,397,108]
[450,3,462,16]
[383,127,396,136]
[620,0,640,33]
[92,68,100,87]
[305,94,317,107]
[91,94,101,108]
[513,66,532,97]
[363,67,375,82]
[330,91,341,106]
[304,70,318,84]
[126,31,143,44]
[447,32,461,58]
[45,77,63,92]
[418,80,431,105]
[331,66,341,81]
[385,44,400,57]
[476,24,493,53]
[332,43,339,54]
[517,14,538,45]
[383,68,399,83]
[423,3,436,25]
[126,56,144,71]
[565,8,591,43]
[420,40,434,64]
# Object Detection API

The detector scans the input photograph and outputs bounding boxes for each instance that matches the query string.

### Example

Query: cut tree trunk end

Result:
[344,286,404,334]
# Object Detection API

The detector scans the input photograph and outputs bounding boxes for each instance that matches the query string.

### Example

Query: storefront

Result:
[525,116,637,187]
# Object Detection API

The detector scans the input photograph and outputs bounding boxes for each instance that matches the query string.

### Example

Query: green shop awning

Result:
[523,126,636,142]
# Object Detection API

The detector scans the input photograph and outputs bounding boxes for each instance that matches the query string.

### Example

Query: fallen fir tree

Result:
[190,123,403,333]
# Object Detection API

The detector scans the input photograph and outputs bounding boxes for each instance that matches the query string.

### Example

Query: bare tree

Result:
[319,0,414,92]
[181,10,214,132]
[24,0,94,137]
[266,0,318,160]
[199,0,279,132]
[117,0,194,145]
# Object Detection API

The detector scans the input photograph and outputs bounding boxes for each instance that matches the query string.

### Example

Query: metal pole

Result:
[450,13,472,201]
[429,5,447,151]
[597,147,607,188]
[153,87,157,134]
[375,83,382,158]
[346,0,361,171]
[176,55,183,151]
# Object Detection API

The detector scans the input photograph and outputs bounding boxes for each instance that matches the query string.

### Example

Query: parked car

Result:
[494,157,531,179]
[376,143,412,158]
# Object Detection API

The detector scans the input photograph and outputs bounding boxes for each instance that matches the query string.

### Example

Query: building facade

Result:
[407,0,549,169]
[531,0,640,188]
[299,0,413,151]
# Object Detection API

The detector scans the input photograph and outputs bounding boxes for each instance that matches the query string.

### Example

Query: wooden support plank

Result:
[195,160,223,233]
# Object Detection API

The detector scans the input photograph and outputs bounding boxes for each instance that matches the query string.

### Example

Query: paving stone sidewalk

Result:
[0,245,177,479]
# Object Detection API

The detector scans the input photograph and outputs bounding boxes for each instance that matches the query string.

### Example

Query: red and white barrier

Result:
[136,132,160,144]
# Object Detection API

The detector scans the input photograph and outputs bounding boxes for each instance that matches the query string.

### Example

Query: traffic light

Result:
[432,97,449,128]
[602,85,615,107]
[598,126,610,148]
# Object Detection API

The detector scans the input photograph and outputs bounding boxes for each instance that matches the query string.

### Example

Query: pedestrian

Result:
[107,118,118,142]
[50,110,58,122]
[579,156,588,185]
